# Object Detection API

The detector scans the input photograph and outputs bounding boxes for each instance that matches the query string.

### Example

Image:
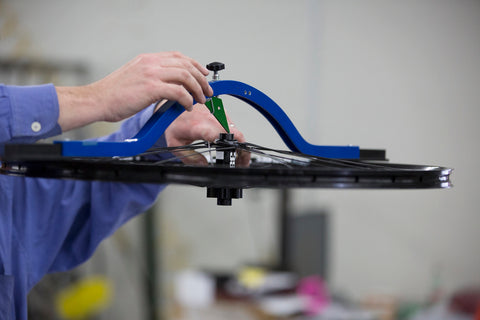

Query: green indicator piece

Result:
[205,96,230,133]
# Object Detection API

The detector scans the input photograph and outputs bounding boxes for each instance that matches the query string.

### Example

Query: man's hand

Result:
[164,103,251,167]
[55,51,249,166]
[57,52,213,132]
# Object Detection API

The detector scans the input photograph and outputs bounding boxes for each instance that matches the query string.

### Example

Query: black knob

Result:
[206,62,225,72]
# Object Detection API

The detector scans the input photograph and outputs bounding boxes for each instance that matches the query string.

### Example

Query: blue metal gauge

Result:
[57,80,359,159]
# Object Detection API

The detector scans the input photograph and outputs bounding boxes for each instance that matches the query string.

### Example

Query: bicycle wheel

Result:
[1,138,452,190]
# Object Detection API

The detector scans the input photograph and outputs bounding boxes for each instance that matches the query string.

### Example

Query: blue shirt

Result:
[0,84,166,319]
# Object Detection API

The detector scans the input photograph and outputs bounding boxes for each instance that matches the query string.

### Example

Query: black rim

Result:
[0,140,452,189]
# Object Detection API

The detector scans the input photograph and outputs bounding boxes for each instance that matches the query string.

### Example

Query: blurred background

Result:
[1,0,479,319]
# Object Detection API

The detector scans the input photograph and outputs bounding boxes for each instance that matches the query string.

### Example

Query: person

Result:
[0,51,249,319]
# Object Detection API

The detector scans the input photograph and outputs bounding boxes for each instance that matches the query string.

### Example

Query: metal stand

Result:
[142,206,160,320]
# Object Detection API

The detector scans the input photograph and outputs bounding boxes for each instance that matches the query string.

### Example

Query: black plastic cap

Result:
[219,133,234,141]
[206,62,225,71]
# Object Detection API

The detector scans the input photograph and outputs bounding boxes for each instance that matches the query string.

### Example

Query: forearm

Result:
[56,85,105,132]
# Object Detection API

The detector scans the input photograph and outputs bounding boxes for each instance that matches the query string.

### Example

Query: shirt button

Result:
[31,121,42,132]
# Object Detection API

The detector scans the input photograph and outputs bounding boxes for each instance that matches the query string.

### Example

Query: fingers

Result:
[85,51,215,125]
[164,103,251,166]
[228,123,251,167]
[160,51,210,76]
[236,149,251,167]
[189,108,251,166]
[137,52,213,111]
[171,149,209,166]
[156,82,194,111]
[228,123,245,142]
[156,67,207,107]
[155,52,213,106]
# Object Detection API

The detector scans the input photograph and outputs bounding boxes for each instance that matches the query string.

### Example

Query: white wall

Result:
[3,0,479,316]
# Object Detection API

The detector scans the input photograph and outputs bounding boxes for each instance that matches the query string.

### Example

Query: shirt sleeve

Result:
[17,178,165,289]
[0,84,168,288]
[18,106,168,288]
[0,83,171,318]
[0,84,62,146]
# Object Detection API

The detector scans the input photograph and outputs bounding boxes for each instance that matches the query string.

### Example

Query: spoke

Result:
[111,139,391,170]
[241,142,389,170]
[244,148,299,168]
[151,145,240,166]
[138,141,208,156]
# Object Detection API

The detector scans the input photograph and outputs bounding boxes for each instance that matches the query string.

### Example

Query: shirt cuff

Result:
[6,84,62,143]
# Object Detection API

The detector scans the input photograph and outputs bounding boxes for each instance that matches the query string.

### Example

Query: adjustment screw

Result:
[206,62,225,71]
[207,62,225,80]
